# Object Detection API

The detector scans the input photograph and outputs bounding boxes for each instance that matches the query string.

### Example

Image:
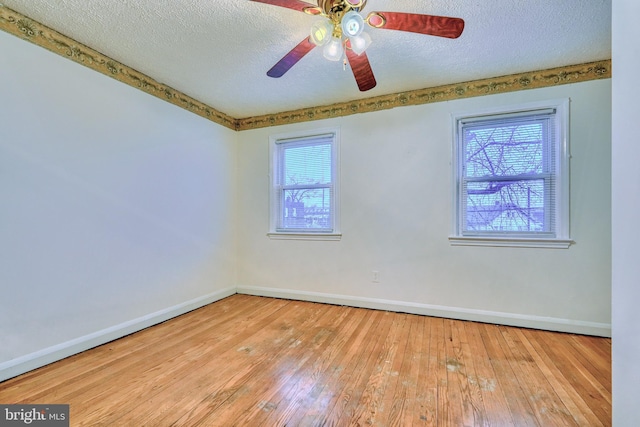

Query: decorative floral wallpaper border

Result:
[237,59,611,130]
[1,5,611,132]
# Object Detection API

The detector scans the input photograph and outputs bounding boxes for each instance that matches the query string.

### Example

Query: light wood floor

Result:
[0,294,611,426]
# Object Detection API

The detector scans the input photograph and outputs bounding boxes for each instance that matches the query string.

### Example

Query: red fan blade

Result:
[345,46,377,92]
[250,0,321,15]
[267,37,316,78]
[366,12,464,39]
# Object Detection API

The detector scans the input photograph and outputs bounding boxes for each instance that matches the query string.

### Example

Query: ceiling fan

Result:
[250,0,465,92]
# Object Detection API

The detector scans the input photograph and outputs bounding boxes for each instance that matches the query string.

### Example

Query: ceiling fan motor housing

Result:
[318,0,367,17]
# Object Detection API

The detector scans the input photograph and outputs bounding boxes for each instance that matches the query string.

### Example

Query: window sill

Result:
[268,232,342,241]
[448,236,573,249]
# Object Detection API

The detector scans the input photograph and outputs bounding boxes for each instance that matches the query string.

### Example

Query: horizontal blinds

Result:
[460,110,556,235]
[275,133,335,232]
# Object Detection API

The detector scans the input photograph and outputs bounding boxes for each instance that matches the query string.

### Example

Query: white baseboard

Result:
[0,287,236,383]
[237,285,611,338]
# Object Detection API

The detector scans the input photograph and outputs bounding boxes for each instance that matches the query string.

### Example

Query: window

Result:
[450,100,572,248]
[269,129,340,240]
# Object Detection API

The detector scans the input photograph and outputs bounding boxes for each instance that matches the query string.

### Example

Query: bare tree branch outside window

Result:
[463,119,550,233]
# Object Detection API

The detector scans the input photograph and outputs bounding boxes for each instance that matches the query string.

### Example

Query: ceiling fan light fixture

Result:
[341,11,364,37]
[323,36,344,61]
[348,31,371,55]
[310,19,333,46]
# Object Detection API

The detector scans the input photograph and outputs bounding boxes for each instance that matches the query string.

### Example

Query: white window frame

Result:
[449,99,573,248]
[268,128,341,241]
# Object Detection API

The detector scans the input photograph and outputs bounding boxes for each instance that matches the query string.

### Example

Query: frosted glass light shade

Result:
[341,11,364,37]
[323,37,344,61]
[310,19,333,46]
[349,31,371,55]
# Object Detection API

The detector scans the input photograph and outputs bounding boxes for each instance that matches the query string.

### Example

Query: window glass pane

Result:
[282,188,332,230]
[284,143,332,186]
[464,121,544,178]
[465,179,546,232]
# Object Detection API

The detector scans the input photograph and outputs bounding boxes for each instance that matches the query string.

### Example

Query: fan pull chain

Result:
[343,57,347,71]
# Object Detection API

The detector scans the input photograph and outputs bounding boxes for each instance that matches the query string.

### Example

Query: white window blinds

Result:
[273,133,336,233]
[460,112,556,235]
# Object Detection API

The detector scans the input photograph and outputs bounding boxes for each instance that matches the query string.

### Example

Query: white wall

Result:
[237,80,612,336]
[0,31,237,380]
[612,0,640,424]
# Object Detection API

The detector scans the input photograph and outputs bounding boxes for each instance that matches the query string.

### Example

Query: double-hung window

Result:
[450,99,571,248]
[269,129,340,240]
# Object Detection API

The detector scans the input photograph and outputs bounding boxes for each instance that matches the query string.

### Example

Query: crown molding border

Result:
[0,5,237,130]
[1,6,610,133]
[237,59,611,130]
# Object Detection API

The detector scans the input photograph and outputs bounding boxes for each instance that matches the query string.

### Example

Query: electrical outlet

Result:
[372,270,380,283]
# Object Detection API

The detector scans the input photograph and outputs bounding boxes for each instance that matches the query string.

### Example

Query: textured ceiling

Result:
[2,0,611,119]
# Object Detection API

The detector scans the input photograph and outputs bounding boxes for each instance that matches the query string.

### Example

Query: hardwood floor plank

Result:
[449,320,488,426]
[349,313,408,426]
[565,335,612,393]
[527,329,612,426]
[442,319,468,426]
[479,324,540,426]
[129,299,319,426]
[276,307,378,426]
[414,316,438,426]
[257,306,361,426]
[329,310,397,425]
[382,314,420,426]
[434,318,450,426]
[215,303,350,426]
[516,328,605,427]
[463,320,514,426]
[0,295,611,426]
[498,326,576,426]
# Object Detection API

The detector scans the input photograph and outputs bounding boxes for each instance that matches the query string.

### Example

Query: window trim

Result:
[268,128,341,241]
[449,99,573,248]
